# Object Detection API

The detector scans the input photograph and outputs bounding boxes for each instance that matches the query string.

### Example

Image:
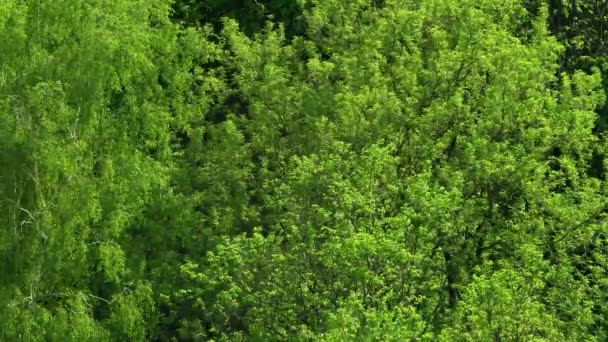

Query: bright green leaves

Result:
[3,0,608,340]
[162,0,608,339]
[106,282,155,341]
[443,268,563,341]
[98,243,126,284]
[321,296,425,341]
[175,233,290,340]
[0,0,208,339]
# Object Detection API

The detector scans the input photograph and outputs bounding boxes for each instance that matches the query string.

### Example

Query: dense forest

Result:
[3,0,608,340]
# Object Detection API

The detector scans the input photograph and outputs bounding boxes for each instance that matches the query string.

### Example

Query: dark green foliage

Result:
[172,0,306,37]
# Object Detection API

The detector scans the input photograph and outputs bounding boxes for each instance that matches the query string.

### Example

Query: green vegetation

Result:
[2,0,608,340]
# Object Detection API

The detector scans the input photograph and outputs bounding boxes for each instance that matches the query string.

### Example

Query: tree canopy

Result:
[2,0,608,340]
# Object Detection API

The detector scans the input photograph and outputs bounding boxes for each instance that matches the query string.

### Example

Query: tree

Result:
[0,0,206,339]
[2,0,608,340]
[163,0,607,339]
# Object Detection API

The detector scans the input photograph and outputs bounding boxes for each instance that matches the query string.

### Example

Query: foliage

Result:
[1,0,608,340]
